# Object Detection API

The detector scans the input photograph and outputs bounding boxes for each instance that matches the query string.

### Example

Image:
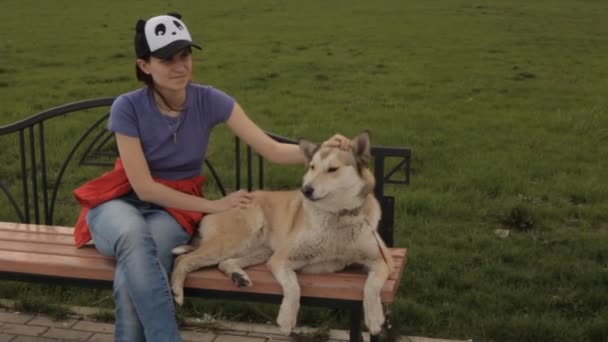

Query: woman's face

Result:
[138,48,193,92]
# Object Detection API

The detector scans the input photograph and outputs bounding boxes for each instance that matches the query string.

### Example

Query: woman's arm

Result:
[225,103,304,164]
[116,133,251,213]
[225,103,351,165]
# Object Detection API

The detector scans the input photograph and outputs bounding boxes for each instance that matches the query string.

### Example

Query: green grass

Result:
[1,1,608,341]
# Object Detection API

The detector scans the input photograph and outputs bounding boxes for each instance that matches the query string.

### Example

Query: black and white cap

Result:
[135,12,201,59]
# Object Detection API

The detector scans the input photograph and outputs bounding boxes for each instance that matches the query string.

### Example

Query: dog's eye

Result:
[310,164,315,170]
[327,167,339,173]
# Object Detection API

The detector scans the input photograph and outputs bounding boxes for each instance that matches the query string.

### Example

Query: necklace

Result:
[162,113,185,144]
[152,91,186,144]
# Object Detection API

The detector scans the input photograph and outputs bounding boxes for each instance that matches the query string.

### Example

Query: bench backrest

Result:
[0,98,410,246]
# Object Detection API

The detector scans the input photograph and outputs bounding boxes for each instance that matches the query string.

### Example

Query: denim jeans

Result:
[87,192,190,342]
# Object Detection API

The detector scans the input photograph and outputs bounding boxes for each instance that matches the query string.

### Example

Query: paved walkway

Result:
[0,307,466,342]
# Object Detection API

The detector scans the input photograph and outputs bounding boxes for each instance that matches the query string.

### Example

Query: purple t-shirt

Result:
[108,83,235,180]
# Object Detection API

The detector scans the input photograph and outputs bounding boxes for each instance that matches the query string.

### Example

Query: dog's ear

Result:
[350,130,371,168]
[298,139,319,165]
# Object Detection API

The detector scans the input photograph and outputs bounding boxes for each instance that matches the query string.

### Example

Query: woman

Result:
[73,13,349,342]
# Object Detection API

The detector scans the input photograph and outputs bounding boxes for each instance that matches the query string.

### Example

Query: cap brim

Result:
[151,40,202,60]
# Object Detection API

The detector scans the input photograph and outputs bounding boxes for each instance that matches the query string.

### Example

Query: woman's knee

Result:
[87,199,149,256]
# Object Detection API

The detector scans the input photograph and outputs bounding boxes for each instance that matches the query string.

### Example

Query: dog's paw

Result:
[277,316,294,336]
[365,314,385,336]
[276,302,299,335]
[364,305,385,336]
[231,272,252,287]
[171,286,184,306]
[364,298,385,335]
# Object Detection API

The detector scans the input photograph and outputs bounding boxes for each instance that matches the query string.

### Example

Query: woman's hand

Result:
[211,189,252,213]
[322,134,351,151]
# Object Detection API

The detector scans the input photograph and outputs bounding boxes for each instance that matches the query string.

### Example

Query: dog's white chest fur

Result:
[289,207,376,270]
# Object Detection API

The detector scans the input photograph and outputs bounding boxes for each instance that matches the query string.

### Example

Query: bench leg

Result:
[349,304,364,342]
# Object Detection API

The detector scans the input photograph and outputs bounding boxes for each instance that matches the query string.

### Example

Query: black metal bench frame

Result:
[0,98,411,341]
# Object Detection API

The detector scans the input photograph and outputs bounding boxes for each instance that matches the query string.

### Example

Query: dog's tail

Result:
[172,245,195,255]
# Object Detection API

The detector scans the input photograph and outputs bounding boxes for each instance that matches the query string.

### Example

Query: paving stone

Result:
[181,329,216,342]
[42,327,92,341]
[0,333,15,342]
[0,312,34,324]
[214,334,267,342]
[28,316,78,329]
[222,321,281,335]
[87,333,114,342]
[0,323,47,336]
[255,332,293,341]
[72,321,114,334]
[328,328,350,340]
[11,336,58,342]
[0,310,469,342]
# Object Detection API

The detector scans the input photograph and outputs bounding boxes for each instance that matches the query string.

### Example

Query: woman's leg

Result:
[145,209,191,274]
[87,198,186,342]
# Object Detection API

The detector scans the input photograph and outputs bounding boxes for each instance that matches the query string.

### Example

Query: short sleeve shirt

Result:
[108,83,234,180]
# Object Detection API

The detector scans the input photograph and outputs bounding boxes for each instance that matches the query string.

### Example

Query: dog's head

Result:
[298,131,375,211]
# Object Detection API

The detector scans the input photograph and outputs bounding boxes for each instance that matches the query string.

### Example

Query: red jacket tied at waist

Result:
[73,159,205,248]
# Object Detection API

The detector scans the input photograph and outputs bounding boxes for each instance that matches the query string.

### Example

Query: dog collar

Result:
[338,207,362,217]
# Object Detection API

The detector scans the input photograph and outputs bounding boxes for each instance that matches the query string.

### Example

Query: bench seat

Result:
[0,221,407,304]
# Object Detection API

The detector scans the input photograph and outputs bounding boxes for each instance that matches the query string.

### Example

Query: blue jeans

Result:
[87,192,190,342]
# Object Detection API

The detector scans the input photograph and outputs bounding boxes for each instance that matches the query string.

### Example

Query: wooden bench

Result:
[0,99,411,341]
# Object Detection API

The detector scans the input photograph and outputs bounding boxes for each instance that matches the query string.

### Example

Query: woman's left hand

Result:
[322,134,351,151]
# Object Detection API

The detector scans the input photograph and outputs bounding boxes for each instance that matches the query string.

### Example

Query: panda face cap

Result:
[134,13,201,60]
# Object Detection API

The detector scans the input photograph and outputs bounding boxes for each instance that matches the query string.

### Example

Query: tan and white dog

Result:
[170,131,394,335]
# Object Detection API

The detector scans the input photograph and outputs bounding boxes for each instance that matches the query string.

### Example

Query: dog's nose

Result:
[301,185,314,199]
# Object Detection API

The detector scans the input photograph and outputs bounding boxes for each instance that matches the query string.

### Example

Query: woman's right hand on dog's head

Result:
[211,189,252,213]
[322,133,351,151]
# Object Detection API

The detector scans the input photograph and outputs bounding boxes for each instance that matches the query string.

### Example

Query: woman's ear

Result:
[136,59,151,75]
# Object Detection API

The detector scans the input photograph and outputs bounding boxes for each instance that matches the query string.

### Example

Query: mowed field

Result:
[1,1,607,341]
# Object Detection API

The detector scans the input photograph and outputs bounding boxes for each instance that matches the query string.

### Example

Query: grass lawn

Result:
[1,1,607,341]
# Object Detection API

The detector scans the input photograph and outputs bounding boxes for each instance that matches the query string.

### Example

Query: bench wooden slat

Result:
[0,230,74,245]
[184,268,401,302]
[0,222,74,235]
[0,222,407,303]
[0,240,110,260]
[0,249,403,302]
[0,250,116,281]
[0,238,405,280]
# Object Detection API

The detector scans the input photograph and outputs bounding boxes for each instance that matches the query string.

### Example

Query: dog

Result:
[170,131,394,335]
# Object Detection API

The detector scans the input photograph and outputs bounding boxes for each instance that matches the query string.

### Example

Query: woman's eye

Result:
[328,167,339,173]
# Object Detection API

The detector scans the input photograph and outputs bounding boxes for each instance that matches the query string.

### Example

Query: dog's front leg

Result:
[363,259,391,335]
[267,254,305,335]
